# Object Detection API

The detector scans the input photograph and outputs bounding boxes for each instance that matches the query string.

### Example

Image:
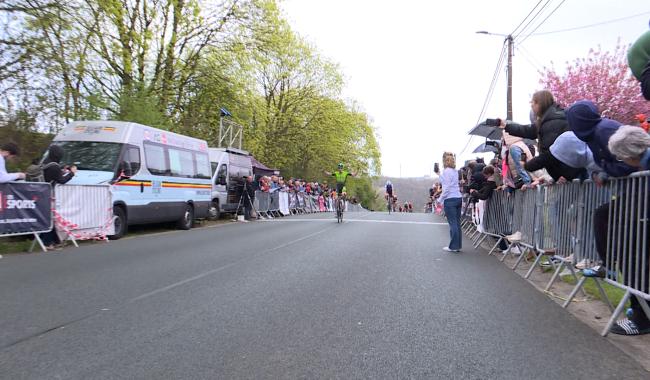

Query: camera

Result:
[485,118,502,127]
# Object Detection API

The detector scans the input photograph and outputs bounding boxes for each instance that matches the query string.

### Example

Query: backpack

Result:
[26,162,58,182]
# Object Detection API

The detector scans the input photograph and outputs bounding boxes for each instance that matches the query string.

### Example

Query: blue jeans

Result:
[509,146,531,184]
[444,197,462,250]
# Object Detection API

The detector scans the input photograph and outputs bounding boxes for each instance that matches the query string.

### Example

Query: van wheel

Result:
[208,200,220,220]
[109,206,127,240]
[178,204,194,230]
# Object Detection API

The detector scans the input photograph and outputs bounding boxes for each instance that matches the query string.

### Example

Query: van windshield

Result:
[54,141,123,172]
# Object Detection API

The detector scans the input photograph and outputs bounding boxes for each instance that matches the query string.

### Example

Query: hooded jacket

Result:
[642,60,650,101]
[43,145,74,185]
[566,100,636,178]
[504,103,568,154]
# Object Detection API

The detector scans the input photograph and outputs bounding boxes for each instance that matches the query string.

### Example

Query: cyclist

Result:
[324,163,356,197]
[385,180,394,212]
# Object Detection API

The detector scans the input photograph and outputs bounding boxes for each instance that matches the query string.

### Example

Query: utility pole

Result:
[506,34,513,121]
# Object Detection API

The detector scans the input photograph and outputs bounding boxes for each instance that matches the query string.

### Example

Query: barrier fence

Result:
[253,191,366,218]
[467,172,650,337]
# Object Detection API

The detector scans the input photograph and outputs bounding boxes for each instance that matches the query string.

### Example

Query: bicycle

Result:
[336,193,346,223]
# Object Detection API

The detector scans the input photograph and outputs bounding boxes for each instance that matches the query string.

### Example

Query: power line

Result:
[510,0,545,36]
[518,0,568,45]
[525,10,650,36]
[513,0,553,40]
[515,45,543,72]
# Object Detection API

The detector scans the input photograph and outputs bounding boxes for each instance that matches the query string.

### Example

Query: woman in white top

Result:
[438,152,463,252]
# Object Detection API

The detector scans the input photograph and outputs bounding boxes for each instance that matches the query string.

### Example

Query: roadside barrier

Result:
[53,184,114,244]
[468,172,650,337]
[0,181,52,252]
[254,190,366,217]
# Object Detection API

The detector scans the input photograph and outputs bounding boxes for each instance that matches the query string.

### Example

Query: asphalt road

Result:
[0,211,647,379]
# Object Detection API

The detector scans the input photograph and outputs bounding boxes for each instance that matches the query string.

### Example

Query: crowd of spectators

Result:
[452,66,650,336]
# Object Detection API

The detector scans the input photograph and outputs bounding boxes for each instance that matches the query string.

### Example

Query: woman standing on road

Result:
[439,152,463,253]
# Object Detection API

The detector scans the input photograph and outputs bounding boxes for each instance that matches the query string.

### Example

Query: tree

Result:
[540,43,650,124]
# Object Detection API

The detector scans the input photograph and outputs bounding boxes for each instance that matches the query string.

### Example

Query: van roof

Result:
[53,120,208,152]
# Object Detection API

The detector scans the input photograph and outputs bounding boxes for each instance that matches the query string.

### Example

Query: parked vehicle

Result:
[51,121,212,239]
[208,147,253,219]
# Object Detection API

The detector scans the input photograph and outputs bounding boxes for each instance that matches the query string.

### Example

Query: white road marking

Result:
[262,218,448,225]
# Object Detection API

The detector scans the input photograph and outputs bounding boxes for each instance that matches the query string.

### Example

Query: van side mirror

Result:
[116,161,132,181]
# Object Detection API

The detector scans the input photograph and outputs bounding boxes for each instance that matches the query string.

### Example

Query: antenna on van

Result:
[218,108,243,150]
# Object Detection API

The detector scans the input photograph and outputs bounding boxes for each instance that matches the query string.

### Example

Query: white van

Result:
[207,147,253,219]
[51,121,212,238]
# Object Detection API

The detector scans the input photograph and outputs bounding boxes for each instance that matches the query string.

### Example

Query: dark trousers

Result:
[444,198,462,250]
[40,228,60,246]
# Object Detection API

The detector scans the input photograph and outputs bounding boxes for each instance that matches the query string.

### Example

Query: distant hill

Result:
[373,176,439,212]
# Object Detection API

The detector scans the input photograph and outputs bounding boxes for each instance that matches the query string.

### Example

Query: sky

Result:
[280,0,650,177]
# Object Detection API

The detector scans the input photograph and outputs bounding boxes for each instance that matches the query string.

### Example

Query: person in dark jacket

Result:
[40,145,76,249]
[469,166,497,201]
[499,90,568,154]
[566,100,637,181]
[567,101,644,336]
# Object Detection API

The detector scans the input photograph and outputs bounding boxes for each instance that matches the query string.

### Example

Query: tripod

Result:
[233,181,260,222]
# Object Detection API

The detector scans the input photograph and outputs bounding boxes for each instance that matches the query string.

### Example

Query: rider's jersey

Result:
[332,170,351,184]
[385,184,393,196]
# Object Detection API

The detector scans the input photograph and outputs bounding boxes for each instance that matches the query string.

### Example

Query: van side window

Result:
[168,148,195,178]
[194,152,211,179]
[217,164,227,183]
[126,147,141,174]
[144,143,168,175]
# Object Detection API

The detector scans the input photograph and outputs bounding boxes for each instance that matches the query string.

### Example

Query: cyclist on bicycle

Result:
[324,163,356,197]
[385,180,394,211]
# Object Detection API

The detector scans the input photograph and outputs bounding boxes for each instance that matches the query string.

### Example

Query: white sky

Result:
[280,0,650,177]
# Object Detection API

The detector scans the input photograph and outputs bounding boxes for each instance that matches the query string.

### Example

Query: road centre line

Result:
[262,218,448,225]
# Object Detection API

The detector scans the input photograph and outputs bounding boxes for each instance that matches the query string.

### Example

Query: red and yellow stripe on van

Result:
[114,180,210,189]
[162,182,211,189]
[115,180,152,187]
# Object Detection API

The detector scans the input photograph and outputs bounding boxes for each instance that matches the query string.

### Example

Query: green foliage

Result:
[1,0,381,185]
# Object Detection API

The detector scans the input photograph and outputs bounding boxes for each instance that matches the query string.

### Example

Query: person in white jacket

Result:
[0,143,25,183]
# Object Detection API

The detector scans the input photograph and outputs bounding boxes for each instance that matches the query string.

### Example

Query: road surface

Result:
[0,212,646,379]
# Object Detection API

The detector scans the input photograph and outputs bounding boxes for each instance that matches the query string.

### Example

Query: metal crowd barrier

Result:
[472,172,650,337]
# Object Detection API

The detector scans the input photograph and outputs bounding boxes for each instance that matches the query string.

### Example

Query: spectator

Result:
[502,130,533,189]
[500,90,568,155]
[466,161,485,192]
[566,100,637,181]
[627,27,650,100]
[603,125,650,336]
[608,125,650,169]
[40,145,76,249]
[524,131,601,183]
[242,175,256,221]
[439,152,463,253]
[469,166,497,201]
[0,142,26,182]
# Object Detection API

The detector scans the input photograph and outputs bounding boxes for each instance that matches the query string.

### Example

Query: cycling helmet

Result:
[386,180,392,186]
[337,163,344,169]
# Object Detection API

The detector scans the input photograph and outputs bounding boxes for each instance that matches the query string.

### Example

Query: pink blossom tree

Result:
[539,43,650,124]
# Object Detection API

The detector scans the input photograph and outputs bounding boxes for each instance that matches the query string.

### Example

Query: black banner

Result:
[0,182,52,235]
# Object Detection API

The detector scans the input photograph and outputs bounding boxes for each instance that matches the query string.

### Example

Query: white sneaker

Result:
[575,259,590,270]
[443,247,460,253]
[505,231,522,242]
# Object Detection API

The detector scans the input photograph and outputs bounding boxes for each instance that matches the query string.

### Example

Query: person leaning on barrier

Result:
[40,145,76,250]
[524,131,601,184]
[0,142,26,182]
[469,165,497,201]
[608,125,650,170]
[603,125,650,336]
